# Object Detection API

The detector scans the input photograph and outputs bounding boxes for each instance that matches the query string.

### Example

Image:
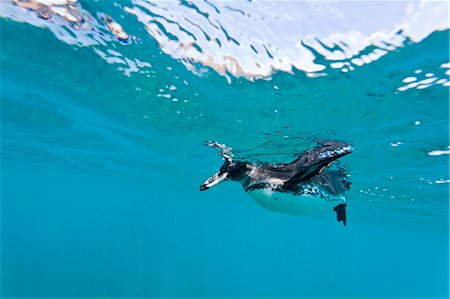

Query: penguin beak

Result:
[200,172,228,191]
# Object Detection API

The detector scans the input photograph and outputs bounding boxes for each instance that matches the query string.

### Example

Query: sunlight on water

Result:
[2,0,448,79]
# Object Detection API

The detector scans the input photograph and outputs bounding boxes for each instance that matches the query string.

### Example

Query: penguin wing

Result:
[282,154,350,190]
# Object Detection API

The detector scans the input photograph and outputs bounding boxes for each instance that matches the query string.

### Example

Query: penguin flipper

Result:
[206,141,234,162]
[283,142,353,189]
[282,155,342,189]
[333,203,347,226]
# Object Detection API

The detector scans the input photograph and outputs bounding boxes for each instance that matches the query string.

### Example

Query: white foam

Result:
[434,180,450,184]
[402,77,417,83]
[428,149,450,156]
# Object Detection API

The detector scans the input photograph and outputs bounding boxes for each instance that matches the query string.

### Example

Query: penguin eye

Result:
[229,162,239,171]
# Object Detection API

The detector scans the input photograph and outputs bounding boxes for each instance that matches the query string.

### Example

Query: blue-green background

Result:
[1,11,449,299]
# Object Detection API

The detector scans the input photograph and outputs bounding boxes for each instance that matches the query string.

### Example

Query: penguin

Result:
[200,141,352,225]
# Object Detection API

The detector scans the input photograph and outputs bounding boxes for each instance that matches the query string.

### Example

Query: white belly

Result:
[247,187,346,216]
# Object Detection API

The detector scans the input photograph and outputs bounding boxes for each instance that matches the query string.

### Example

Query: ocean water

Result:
[1,1,449,298]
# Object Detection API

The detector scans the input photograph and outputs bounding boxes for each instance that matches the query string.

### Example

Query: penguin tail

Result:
[333,203,347,226]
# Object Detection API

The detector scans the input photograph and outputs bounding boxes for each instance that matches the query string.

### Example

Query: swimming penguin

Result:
[200,141,353,225]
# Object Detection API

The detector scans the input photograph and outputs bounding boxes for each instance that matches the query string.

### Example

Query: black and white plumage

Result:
[200,141,353,225]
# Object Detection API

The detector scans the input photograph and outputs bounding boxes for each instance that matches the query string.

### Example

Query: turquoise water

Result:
[1,1,449,298]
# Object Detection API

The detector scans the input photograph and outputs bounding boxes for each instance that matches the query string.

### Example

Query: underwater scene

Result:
[1,0,449,298]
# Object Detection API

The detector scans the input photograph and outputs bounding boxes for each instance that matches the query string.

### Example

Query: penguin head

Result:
[200,160,249,191]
